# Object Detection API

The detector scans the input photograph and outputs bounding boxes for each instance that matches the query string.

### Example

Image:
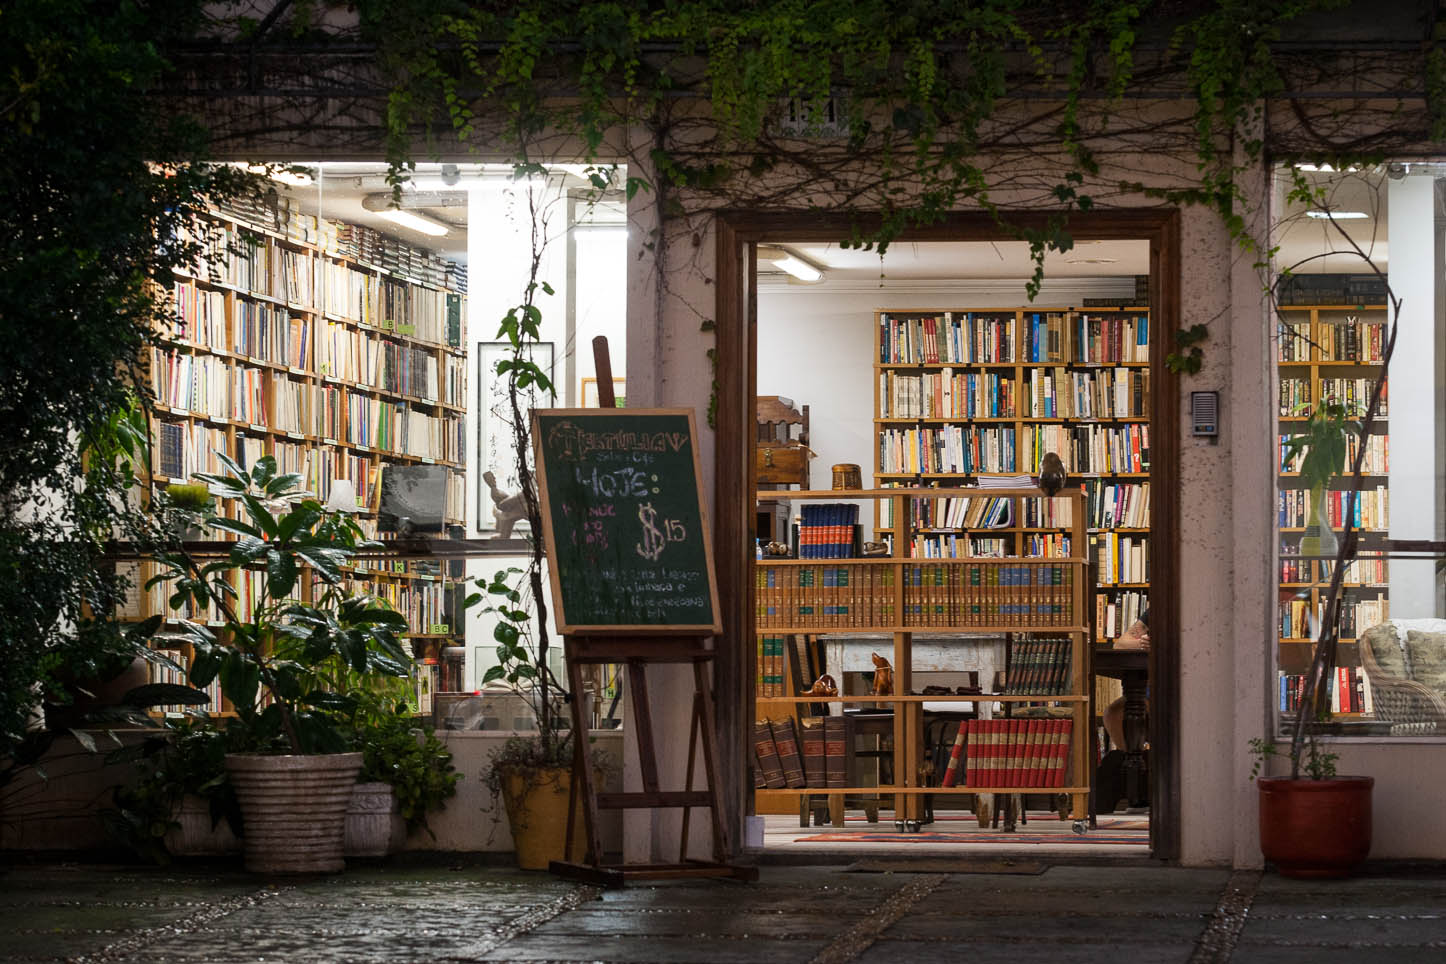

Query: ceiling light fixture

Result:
[1305,210,1368,220]
[373,208,449,236]
[757,245,826,283]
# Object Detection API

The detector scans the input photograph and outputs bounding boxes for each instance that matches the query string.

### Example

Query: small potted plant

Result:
[150,454,412,873]
[1249,733,1372,877]
[1281,399,1360,559]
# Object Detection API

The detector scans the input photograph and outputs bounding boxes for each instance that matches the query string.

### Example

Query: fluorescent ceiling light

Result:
[373,208,449,236]
[237,163,314,187]
[757,245,825,283]
[1295,164,1358,173]
[1306,210,1368,219]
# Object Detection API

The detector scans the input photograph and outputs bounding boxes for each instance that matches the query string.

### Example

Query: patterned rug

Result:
[794,830,1147,845]
[795,814,1148,845]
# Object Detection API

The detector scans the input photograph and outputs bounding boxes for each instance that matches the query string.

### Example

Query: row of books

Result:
[753,717,846,789]
[910,533,1019,558]
[1019,423,1149,475]
[368,578,457,635]
[939,718,1074,789]
[1279,377,1311,416]
[1080,480,1150,529]
[879,312,1017,365]
[798,503,861,558]
[1278,433,1389,475]
[1278,667,1375,715]
[1095,590,1147,640]
[755,561,1079,629]
[317,387,463,461]
[1278,595,1388,639]
[317,322,444,400]
[878,370,1016,419]
[882,494,1015,531]
[1022,533,1072,558]
[1317,377,1386,417]
[1023,366,1149,420]
[1275,274,1385,306]
[1276,486,1388,531]
[1277,314,1388,363]
[879,425,1016,474]
[1023,311,1149,365]
[146,651,224,715]
[756,635,789,697]
[1001,636,1074,695]
[1093,532,1148,585]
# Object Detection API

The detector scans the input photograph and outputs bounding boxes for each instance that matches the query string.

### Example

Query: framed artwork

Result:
[477,340,554,531]
[580,376,626,408]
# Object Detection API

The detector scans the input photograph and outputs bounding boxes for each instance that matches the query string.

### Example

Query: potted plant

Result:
[473,566,592,870]
[150,454,413,873]
[1249,735,1372,878]
[344,692,461,856]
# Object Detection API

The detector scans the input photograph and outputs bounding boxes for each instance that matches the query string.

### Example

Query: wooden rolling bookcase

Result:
[1275,303,1390,721]
[131,200,469,714]
[754,486,1093,830]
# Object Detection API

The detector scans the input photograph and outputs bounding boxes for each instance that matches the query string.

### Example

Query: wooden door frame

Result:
[713,209,1181,861]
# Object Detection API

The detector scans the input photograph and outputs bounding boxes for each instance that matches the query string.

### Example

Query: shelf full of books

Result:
[751,487,1092,826]
[874,307,1152,645]
[135,199,471,716]
[1274,302,1390,722]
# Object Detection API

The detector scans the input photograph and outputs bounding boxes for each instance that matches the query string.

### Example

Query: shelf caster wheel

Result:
[1072,820,1087,835]
[894,821,907,832]
[906,820,922,833]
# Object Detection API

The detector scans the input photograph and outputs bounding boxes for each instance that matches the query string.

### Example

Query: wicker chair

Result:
[1357,619,1446,734]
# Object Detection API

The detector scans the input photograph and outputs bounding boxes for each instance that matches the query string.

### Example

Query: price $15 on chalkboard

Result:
[533,409,721,635]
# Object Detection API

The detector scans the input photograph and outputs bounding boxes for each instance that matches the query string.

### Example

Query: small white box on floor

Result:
[745,815,765,848]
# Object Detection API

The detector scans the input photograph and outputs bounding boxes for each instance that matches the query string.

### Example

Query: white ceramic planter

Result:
[345,781,405,857]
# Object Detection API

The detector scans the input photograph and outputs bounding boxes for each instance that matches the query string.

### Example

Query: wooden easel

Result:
[551,634,756,886]
[540,342,756,886]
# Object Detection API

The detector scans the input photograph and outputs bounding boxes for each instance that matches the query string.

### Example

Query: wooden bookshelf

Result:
[752,487,1092,830]
[873,307,1151,643]
[134,201,470,714]
[1275,304,1389,720]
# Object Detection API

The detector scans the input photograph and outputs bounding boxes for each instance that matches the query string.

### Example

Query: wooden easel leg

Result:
[566,644,604,866]
[692,659,733,861]
[679,690,702,862]
[628,661,661,794]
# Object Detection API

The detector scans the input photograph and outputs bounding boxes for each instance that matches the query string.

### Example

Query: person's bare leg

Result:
[1104,696,1125,751]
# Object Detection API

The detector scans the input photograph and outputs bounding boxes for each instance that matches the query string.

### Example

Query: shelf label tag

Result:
[430,623,449,635]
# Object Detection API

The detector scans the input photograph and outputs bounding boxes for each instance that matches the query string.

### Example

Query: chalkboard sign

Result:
[534,409,721,635]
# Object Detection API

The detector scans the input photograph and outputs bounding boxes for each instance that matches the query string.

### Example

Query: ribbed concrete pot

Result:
[164,795,240,856]
[225,753,362,874]
[344,781,404,857]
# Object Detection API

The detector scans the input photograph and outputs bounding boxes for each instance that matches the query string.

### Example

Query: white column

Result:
[1386,175,1443,617]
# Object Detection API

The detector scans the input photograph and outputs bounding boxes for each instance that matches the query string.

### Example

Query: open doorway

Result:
[714,212,1181,860]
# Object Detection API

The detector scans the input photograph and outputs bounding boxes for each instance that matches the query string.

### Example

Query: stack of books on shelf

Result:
[1020,423,1149,475]
[1081,480,1150,529]
[798,503,859,558]
[756,635,787,695]
[753,717,846,789]
[1096,591,1146,640]
[939,718,1073,788]
[1002,635,1073,695]
[1023,311,1148,364]
[1278,667,1374,715]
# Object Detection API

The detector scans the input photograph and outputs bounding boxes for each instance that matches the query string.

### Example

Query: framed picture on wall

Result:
[477,340,554,532]
[580,376,626,408]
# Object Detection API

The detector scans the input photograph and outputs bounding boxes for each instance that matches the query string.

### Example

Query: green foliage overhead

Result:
[0,0,253,758]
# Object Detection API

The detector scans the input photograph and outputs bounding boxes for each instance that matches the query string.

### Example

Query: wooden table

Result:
[1093,648,1149,808]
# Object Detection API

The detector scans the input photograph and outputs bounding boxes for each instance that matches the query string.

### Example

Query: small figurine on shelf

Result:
[870,653,894,696]
[763,541,791,558]
[801,674,838,698]
[861,540,890,557]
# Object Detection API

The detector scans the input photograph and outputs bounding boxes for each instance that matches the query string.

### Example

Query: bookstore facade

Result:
[136,54,1446,865]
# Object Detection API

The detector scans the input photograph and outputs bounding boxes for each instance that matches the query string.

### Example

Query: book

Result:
[800,718,826,787]
[771,718,807,789]
[753,719,786,789]
[824,715,847,787]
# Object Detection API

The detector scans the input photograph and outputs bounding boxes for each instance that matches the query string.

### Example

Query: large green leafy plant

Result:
[151,455,412,755]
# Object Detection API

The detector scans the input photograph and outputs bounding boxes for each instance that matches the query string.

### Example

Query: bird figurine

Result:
[1038,451,1067,497]
[483,470,529,539]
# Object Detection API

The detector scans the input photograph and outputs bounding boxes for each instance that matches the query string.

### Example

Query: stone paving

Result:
[1,859,1444,963]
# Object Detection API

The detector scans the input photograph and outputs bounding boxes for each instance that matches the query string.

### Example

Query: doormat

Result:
[846,858,1048,874]
[794,831,1147,846]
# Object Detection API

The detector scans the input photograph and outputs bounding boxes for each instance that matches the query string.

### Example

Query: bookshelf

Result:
[137,198,470,714]
[753,487,1092,830]
[874,307,1151,642]
[1275,304,1390,720]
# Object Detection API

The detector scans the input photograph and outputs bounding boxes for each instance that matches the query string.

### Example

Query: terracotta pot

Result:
[225,753,362,874]
[164,795,240,856]
[1258,775,1374,878]
[344,781,405,857]
[498,765,588,870]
